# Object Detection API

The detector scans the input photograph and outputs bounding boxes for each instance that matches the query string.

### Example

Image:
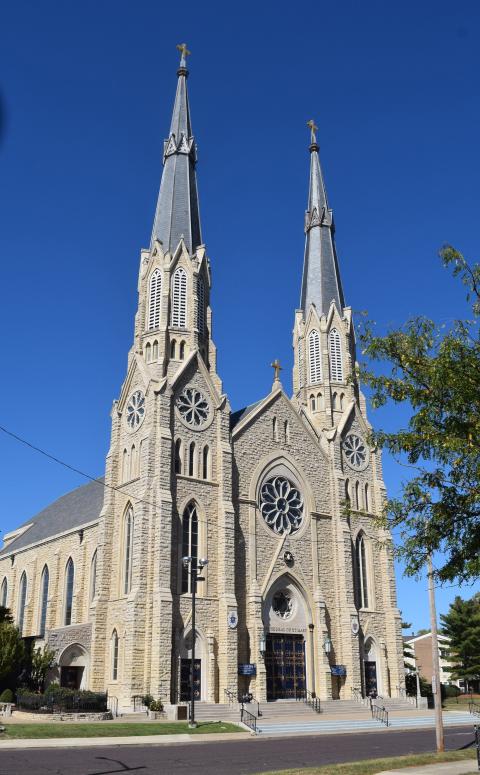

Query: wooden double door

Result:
[265,634,306,700]
[179,658,201,701]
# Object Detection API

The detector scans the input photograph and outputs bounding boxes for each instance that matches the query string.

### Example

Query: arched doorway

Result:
[178,629,207,702]
[263,576,311,700]
[363,638,381,697]
[59,643,89,690]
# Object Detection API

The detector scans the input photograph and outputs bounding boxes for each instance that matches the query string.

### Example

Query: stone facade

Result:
[0,52,405,711]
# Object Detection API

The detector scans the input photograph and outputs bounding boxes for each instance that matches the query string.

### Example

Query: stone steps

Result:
[257,712,474,736]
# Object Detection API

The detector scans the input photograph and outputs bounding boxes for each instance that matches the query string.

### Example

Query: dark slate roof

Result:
[300,131,345,317]
[150,50,202,255]
[230,400,263,429]
[0,478,105,557]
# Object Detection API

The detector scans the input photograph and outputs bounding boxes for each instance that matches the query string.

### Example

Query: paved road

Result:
[0,726,475,775]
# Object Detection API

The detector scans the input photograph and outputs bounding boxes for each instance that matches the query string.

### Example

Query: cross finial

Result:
[307,119,318,145]
[271,359,283,383]
[176,42,191,66]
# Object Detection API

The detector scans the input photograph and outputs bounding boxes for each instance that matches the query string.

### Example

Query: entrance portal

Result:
[179,658,201,702]
[364,660,378,696]
[265,634,306,700]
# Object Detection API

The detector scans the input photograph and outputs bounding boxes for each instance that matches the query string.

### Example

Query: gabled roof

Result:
[0,478,105,558]
[230,400,263,429]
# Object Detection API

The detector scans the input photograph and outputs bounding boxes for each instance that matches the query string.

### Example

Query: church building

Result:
[0,47,405,711]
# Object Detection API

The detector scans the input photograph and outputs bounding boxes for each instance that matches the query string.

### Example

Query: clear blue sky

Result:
[1,0,479,633]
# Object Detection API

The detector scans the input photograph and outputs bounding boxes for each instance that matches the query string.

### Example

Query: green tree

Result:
[29,646,57,693]
[440,594,480,690]
[0,617,25,692]
[358,247,480,582]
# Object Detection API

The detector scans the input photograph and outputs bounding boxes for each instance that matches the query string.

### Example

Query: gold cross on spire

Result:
[271,359,283,382]
[307,119,318,144]
[176,42,191,60]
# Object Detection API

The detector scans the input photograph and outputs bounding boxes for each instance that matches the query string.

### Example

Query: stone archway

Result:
[363,637,382,697]
[178,629,208,702]
[59,643,89,690]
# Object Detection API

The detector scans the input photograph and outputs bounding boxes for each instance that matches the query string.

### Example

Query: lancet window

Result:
[0,577,7,608]
[90,550,98,602]
[64,558,74,625]
[148,269,162,330]
[111,630,119,680]
[181,503,198,594]
[18,571,27,634]
[39,565,49,637]
[171,267,187,328]
[355,533,369,609]
[329,328,343,381]
[123,506,134,594]
[308,329,322,384]
[197,276,206,334]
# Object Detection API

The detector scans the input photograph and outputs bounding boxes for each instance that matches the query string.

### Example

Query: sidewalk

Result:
[0,731,251,749]
[379,760,478,774]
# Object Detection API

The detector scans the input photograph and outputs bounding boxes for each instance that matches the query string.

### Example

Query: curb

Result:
[0,731,251,749]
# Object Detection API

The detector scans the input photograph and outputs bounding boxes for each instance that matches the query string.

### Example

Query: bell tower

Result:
[293,121,357,429]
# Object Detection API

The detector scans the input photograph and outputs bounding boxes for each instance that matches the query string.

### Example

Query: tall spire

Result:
[150,44,202,255]
[300,121,344,317]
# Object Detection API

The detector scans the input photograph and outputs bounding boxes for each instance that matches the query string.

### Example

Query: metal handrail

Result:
[352,687,363,703]
[239,692,262,717]
[371,702,389,726]
[296,688,321,713]
[469,701,480,716]
[224,688,236,706]
[240,707,257,733]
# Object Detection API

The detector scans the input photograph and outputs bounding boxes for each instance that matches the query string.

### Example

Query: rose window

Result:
[343,433,368,470]
[272,590,293,619]
[126,390,145,430]
[260,476,304,535]
[176,387,210,427]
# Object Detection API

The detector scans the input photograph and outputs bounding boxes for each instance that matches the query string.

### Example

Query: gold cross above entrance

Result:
[176,42,191,59]
[271,359,283,381]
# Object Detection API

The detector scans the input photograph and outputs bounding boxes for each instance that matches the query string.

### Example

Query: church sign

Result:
[238,663,256,676]
[330,665,347,677]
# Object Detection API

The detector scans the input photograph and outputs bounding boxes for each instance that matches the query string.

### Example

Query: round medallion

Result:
[351,617,360,636]
[343,433,369,470]
[126,390,145,430]
[272,590,293,620]
[260,476,304,535]
[176,387,210,428]
[227,611,238,629]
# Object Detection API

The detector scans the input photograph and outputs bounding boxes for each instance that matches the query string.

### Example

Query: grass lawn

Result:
[258,749,477,775]
[0,721,241,739]
[443,693,480,711]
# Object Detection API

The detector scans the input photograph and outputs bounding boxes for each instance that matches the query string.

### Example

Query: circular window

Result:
[260,476,304,535]
[176,387,210,428]
[126,390,145,430]
[272,590,293,619]
[343,433,369,470]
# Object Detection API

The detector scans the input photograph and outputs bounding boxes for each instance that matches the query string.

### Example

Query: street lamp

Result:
[182,555,208,728]
[323,636,332,655]
[259,631,266,657]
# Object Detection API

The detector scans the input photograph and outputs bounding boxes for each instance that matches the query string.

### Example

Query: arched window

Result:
[170,339,177,359]
[111,629,119,680]
[152,340,158,360]
[339,392,345,410]
[308,329,322,383]
[148,269,162,330]
[174,438,182,474]
[355,534,369,609]
[197,276,206,334]
[332,392,337,410]
[345,479,351,507]
[39,565,49,637]
[355,481,360,510]
[124,506,134,594]
[364,483,369,513]
[179,341,186,360]
[284,420,290,444]
[64,558,74,625]
[181,503,198,594]
[272,416,278,441]
[317,391,324,410]
[329,328,343,381]
[1,577,7,608]
[130,444,137,479]
[188,441,196,477]
[171,267,187,328]
[145,342,152,363]
[202,445,210,480]
[18,571,27,634]
[90,550,98,602]
[122,449,128,482]
[310,394,316,412]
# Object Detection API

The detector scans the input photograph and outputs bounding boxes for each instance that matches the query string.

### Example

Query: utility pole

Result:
[427,554,444,752]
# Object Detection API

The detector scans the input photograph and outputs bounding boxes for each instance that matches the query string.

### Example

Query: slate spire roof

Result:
[150,45,202,255]
[300,122,345,317]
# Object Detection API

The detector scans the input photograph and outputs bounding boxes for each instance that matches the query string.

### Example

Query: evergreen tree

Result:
[440,594,480,689]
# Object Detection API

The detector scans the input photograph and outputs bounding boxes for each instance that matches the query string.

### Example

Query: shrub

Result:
[149,699,163,712]
[142,694,154,709]
[0,689,13,703]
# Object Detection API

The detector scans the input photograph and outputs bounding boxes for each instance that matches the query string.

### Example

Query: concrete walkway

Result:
[0,731,251,749]
[379,760,478,774]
